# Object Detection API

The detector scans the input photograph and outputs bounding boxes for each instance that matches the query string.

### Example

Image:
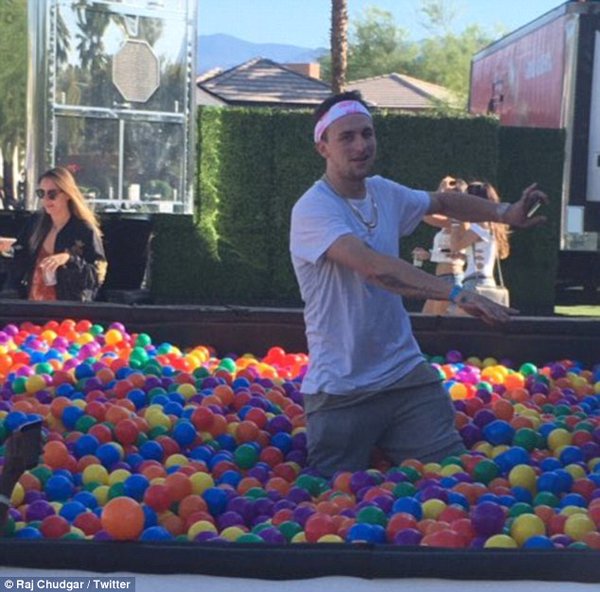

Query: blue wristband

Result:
[449,285,463,303]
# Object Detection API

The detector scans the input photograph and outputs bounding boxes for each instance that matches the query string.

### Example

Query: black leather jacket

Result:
[5,213,107,301]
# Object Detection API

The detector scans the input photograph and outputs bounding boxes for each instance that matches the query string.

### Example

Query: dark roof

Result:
[197,57,331,107]
[347,73,458,110]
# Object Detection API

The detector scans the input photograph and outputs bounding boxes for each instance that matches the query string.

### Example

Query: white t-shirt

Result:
[464,223,496,278]
[290,175,431,396]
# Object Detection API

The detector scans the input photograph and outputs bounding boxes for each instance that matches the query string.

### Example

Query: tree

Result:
[321,0,500,104]
[330,0,348,93]
[0,0,27,185]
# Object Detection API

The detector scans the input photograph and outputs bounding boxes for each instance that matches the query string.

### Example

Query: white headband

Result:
[313,100,372,143]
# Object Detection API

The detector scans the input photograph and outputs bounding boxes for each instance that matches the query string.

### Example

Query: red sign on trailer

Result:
[470,15,570,128]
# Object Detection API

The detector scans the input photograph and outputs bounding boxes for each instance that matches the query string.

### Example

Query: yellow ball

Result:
[108,469,131,486]
[510,513,546,546]
[423,462,442,474]
[484,534,518,548]
[564,464,586,480]
[25,375,46,394]
[491,445,510,458]
[10,482,25,506]
[473,442,493,457]
[165,454,189,468]
[422,499,446,520]
[291,532,307,543]
[72,399,87,410]
[440,464,463,477]
[82,464,109,485]
[187,520,217,540]
[559,505,587,517]
[547,428,572,451]
[482,357,499,368]
[318,534,344,543]
[508,464,537,492]
[176,383,196,400]
[449,383,468,400]
[220,526,247,542]
[92,485,109,506]
[147,412,171,430]
[190,472,215,495]
[564,514,596,541]
[104,329,123,346]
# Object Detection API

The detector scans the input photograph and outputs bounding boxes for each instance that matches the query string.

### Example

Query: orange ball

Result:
[101,497,144,540]
[164,472,193,502]
[43,440,70,469]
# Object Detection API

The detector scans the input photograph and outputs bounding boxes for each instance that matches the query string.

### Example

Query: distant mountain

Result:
[197,33,327,74]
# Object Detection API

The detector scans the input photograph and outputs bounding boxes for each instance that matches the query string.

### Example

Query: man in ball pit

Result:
[290,90,548,478]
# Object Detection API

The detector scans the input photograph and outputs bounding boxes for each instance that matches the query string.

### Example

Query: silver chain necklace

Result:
[322,175,379,232]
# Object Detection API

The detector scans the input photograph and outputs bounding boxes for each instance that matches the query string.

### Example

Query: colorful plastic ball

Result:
[140,526,174,541]
[45,475,74,502]
[101,497,145,540]
[123,474,150,501]
[510,513,546,546]
[484,534,518,548]
[59,501,87,522]
[346,522,386,544]
[202,487,228,516]
[471,502,505,537]
[483,420,515,446]
[391,497,423,520]
[523,535,555,549]
[40,515,71,539]
[564,514,596,541]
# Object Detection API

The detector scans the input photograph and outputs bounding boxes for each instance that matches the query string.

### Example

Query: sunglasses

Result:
[35,189,61,200]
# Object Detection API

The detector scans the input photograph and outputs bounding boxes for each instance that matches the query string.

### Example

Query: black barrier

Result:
[0,301,598,365]
[1,540,600,582]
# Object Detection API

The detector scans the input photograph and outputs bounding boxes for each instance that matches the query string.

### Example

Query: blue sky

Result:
[197,0,566,47]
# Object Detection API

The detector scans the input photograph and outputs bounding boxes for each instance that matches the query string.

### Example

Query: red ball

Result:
[114,419,140,446]
[143,484,172,513]
[191,407,215,431]
[304,512,337,543]
[421,528,466,548]
[40,515,71,539]
[386,512,418,541]
[73,512,102,536]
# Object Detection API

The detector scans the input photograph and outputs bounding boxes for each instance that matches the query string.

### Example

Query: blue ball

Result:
[539,457,562,472]
[217,469,242,488]
[59,501,87,522]
[73,491,98,509]
[140,526,174,541]
[554,469,574,493]
[61,406,84,430]
[203,487,229,516]
[127,389,147,410]
[75,363,95,380]
[537,471,561,495]
[139,441,164,461]
[163,402,183,417]
[16,527,43,539]
[494,447,529,473]
[559,493,587,508]
[45,475,74,501]
[271,432,293,454]
[215,433,236,451]
[189,445,215,463]
[95,443,121,468]
[123,474,150,501]
[483,420,515,446]
[559,446,584,466]
[172,420,197,447]
[74,434,100,459]
[346,522,386,543]
[523,535,555,549]
[391,497,423,520]
[142,505,158,528]
[512,486,533,504]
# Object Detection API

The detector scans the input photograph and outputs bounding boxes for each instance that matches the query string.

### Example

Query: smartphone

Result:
[526,198,543,218]
[15,419,43,470]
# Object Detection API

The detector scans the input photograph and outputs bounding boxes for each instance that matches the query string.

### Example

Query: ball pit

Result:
[1,319,600,553]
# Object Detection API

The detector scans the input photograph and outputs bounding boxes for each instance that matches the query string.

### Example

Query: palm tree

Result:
[330,0,348,93]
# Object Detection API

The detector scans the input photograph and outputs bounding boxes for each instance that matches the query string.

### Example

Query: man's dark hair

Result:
[313,90,370,124]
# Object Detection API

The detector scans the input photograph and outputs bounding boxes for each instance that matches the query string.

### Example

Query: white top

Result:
[429,229,466,264]
[290,175,431,396]
[464,223,496,278]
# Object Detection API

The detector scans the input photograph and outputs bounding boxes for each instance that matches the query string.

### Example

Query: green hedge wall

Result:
[151,107,563,314]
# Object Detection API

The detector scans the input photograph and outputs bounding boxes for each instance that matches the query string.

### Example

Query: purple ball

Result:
[292,505,315,527]
[471,501,505,537]
[25,499,55,521]
[459,424,482,449]
[194,531,219,543]
[258,527,286,544]
[93,530,113,541]
[217,511,244,530]
[287,487,312,504]
[350,471,375,494]
[393,528,422,545]
[473,409,496,429]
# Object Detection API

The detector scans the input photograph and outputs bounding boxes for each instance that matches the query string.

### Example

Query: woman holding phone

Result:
[0,167,107,301]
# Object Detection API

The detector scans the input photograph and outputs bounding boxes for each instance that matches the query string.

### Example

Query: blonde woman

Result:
[0,167,107,301]
[451,181,510,293]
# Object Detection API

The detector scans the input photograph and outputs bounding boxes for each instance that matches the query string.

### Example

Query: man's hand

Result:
[455,290,519,326]
[411,247,430,262]
[39,252,70,274]
[501,183,549,228]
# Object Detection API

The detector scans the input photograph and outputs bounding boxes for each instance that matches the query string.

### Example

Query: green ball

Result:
[107,482,126,500]
[219,358,236,373]
[234,444,259,469]
[245,487,267,500]
[278,520,303,541]
[30,466,53,486]
[533,491,559,507]
[519,363,538,376]
[148,425,169,439]
[397,466,420,483]
[295,475,321,496]
[508,502,534,517]
[35,362,54,375]
[136,333,152,347]
[513,428,539,452]
[90,324,104,336]
[441,456,464,468]
[62,532,84,540]
[12,376,27,394]
[393,482,417,498]
[356,506,387,527]
[194,367,210,379]
[251,522,271,534]
[75,415,97,433]
[237,533,265,543]
[472,459,499,484]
